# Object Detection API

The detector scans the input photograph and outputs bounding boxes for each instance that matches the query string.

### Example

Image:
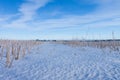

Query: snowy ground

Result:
[0,42,120,80]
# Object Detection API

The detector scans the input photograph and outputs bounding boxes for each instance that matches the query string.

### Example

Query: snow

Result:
[0,42,120,80]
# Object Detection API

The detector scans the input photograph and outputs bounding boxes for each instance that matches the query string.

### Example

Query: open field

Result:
[1,0,120,80]
[0,40,120,80]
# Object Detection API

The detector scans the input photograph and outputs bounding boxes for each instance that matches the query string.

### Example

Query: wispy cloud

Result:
[1,0,51,29]
[29,0,120,30]
[1,0,119,29]
[18,0,50,22]
[28,15,120,31]
[1,0,120,34]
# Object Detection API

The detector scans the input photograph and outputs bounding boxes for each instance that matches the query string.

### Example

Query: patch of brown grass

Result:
[0,40,42,68]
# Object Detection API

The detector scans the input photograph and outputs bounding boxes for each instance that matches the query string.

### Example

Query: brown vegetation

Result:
[56,40,120,52]
[0,40,41,68]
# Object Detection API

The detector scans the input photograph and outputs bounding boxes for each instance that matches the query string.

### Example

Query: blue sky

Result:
[0,0,120,40]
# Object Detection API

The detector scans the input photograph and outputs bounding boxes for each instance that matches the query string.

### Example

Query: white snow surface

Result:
[0,43,120,80]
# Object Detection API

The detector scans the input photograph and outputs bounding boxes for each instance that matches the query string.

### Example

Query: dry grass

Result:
[0,40,41,68]
[0,39,120,68]
[56,40,120,52]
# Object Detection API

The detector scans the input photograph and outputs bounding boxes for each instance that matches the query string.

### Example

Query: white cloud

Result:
[17,0,50,22]
[28,15,120,31]
[0,0,120,39]
[3,0,50,29]
[0,0,51,29]
[1,0,120,31]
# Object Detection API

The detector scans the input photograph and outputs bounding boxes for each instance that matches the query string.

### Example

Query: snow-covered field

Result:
[0,42,120,80]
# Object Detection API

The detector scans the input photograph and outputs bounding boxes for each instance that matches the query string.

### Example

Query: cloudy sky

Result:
[0,0,120,40]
